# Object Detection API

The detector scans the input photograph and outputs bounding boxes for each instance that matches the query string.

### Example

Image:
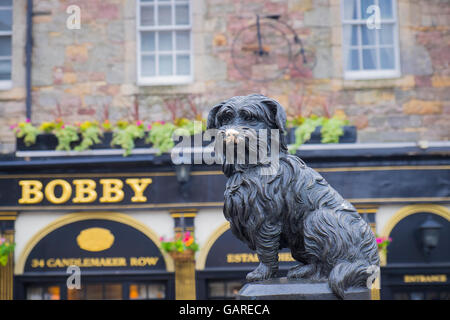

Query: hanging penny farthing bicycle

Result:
[231,14,316,82]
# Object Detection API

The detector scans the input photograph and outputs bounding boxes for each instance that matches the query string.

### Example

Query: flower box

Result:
[16,132,154,152]
[17,134,61,151]
[286,125,357,145]
[168,250,195,262]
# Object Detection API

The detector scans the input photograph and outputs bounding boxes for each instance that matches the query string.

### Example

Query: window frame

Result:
[340,0,401,80]
[136,0,193,86]
[0,1,13,90]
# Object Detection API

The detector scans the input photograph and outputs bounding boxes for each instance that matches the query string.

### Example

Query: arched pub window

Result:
[196,224,296,300]
[15,215,174,300]
[381,210,450,300]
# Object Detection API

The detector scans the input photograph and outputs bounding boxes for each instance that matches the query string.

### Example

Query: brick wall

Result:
[0,0,448,153]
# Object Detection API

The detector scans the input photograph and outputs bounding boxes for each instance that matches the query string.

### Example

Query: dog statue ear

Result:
[207,102,224,129]
[262,98,287,135]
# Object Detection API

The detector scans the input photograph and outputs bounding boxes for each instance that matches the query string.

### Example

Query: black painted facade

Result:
[1,143,449,299]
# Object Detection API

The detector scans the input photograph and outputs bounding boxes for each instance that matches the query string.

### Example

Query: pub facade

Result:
[1,142,449,300]
[0,0,449,300]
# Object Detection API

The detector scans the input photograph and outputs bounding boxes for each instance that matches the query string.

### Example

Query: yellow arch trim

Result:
[380,204,450,239]
[196,221,230,270]
[15,212,174,274]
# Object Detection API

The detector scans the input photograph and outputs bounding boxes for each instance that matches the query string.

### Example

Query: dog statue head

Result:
[207,94,288,176]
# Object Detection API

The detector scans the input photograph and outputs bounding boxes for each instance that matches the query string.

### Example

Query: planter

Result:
[168,249,196,300]
[17,133,66,151]
[89,132,114,150]
[168,250,195,262]
[92,132,152,150]
[286,125,357,145]
[16,132,153,152]
[379,249,387,267]
[16,134,54,151]
[17,131,214,153]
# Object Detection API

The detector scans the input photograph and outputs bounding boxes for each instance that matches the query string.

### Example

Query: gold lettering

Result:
[18,180,44,204]
[72,179,97,203]
[130,257,159,266]
[99,179,124,203]
[125,178,152,202]
[226,252,295,264]
[35,257,137,268]
[44,179,72,204]
[47,258,56,268]
[279,252,295,262]
[404,274,447,283]
[250,253,258,262]
[31,259,45,268]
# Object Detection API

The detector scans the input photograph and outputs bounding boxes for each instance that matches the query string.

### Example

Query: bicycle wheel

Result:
[231,21,292,82]
[291,48,317,75]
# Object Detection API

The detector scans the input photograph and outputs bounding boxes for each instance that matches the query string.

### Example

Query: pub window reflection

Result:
[208,280,243,299]
[67,287,83,300]
[67,283,123,300]
[129,283,165,300]
[86,284,103,300]
[410,292,425,300]
[26,286,60,300]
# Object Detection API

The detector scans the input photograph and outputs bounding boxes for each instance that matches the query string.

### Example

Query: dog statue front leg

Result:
[246,222,281,281]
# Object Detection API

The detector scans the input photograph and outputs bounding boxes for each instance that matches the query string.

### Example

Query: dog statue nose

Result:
[225,129,240,143]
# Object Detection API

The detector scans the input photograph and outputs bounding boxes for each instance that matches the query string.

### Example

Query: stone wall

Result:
[0,0,449,153]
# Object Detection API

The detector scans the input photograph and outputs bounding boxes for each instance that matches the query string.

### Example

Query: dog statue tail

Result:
[328,260,378,299]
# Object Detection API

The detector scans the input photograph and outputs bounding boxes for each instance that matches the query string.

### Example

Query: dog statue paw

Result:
[207,94,380,299]
[246,263,278,282]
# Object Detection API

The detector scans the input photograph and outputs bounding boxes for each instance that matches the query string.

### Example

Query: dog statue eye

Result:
[219,111,234,124]
[241,111,256,122]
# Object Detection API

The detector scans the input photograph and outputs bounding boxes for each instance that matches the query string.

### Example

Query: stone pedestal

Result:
[237,277,371,300]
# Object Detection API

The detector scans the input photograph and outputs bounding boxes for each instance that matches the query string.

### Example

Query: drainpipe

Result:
[25,0,33,120]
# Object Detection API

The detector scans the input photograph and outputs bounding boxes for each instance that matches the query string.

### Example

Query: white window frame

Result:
[0,2,13,90]
[340,0,401,80]
[137,0,193,86]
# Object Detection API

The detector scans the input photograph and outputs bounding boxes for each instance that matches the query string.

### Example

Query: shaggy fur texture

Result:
[207,94,380,299]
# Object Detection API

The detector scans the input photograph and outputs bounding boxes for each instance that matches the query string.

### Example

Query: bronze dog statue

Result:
[207,94,379,299]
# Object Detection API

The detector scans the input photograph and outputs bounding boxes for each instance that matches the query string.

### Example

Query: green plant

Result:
[160,231,199,253]
[111,120,145,156]
[321,117,349,143]
[12,118,209,155]
[289,115,349,154]
[0,237,15,267]
[74,121,103,151]
[174,118,205,135]
[11,119,41,146]
[146,118,206,155]
[102,119,112,132]
[39,120,58,133]
[54,124,79,151]
[146,121,176,155]
[376,234,392,257]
